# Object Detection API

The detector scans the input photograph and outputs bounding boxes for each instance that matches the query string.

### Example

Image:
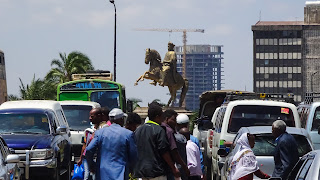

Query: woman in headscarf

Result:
[228,133,270,180]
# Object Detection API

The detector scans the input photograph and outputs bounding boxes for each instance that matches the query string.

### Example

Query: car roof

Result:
[58,101,101,108]
[224,100,296,108]
[238,126,308,136]
[0,100,62,111]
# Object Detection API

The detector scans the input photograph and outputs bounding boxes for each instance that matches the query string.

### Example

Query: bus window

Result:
[90,91,120,109]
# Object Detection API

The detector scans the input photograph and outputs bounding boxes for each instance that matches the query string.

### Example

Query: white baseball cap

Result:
[176,114,189,124]
[109,108,127,120]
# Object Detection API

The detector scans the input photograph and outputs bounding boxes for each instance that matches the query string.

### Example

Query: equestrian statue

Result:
[135,42,189,107]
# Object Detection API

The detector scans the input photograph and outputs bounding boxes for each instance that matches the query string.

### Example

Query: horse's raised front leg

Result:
[134,72,148,86]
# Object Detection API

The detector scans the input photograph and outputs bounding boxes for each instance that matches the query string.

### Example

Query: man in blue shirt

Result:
[86,108,138,180]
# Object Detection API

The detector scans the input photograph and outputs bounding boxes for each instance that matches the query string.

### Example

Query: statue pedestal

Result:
[133,107,193,120]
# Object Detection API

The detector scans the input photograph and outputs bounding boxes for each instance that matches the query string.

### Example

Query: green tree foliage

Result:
[128,98,142,110]
[19,75,56,100]
[150,99,166,107]
[7,94,21,101]
[46,51,94,83]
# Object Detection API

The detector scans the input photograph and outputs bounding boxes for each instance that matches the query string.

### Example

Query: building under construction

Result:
[175,45,224,110]
[0,50,7,103]
[252,1,320,102]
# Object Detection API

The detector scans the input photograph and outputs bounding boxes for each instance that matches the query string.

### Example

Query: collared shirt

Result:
[186,140,202,176]
[86,124,138,180]
[133,122,170,178]
[190,135,204,172]
[161,123,177,150]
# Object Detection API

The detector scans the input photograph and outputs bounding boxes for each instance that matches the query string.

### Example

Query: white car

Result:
[211,100,301,180]
[58,101,101,162]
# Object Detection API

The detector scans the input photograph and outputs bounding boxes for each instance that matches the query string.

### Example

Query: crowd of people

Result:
[76,103,299,180]
[77,102,203,180]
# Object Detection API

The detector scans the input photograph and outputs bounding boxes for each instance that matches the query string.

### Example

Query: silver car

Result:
[0,136,20,180]
[220,126,313,180]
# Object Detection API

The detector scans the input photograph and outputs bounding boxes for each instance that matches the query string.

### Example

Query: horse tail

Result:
[179,78,189,107]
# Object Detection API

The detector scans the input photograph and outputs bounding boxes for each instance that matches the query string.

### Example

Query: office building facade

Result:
[175,45,224,110]
[252,1,320,102]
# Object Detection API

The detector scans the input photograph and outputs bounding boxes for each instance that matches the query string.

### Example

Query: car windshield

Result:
[90,91,120,109]
[228,105,295,133]
[61,105,92,131]
[253,134,312,156]
[0,113,50,134]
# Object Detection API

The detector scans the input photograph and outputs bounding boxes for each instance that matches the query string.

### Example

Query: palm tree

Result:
[128,98,142,110]
[19,75,57,100]
[8,94,21,101]
[46,51,94,83]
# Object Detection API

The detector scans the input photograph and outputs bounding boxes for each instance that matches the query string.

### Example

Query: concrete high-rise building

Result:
[0,50,7,103]
[252,1,320,102]
[175,45,224,110]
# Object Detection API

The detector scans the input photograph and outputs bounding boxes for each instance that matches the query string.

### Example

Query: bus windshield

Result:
[61,105,92,131]
[90,91,120,109]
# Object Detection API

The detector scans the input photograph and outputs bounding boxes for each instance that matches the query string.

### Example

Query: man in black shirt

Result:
[133,104,180,179]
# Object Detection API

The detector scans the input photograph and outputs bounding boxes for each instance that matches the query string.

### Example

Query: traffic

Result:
[0,76,320,180]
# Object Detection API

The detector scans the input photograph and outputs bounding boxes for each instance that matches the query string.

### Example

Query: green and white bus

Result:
[57,79,129,112]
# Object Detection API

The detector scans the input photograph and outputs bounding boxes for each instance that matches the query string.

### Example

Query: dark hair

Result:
[101,107,110,117]
[127,113,142,125]
[163,109,177,119]
[92,108,102,115]
[148,104,163,121]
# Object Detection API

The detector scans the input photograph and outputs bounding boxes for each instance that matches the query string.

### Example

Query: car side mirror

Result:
[217,149,228,157]
[56,126,67,135]
[268,178,281,180]
[5,154,20,164]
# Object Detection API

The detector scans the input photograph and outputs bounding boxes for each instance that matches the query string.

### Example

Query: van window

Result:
[312,106,320,131]
[62,105,92,131]
[215,107,226,133]
[298,106,310,128]
[228,105,295,133]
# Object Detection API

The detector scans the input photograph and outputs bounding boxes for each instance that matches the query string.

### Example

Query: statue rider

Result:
[159,42,179,86]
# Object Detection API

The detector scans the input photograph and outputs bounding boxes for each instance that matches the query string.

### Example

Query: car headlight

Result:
[30,149,54,159]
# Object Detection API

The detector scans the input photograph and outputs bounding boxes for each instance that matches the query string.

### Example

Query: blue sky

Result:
[0,0,307,106]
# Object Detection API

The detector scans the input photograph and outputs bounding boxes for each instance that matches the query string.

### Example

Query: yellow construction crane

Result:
[134,28,205,78]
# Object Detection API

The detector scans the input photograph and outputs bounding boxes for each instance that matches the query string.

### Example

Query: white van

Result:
[211,100,301,179]
[58,101,101,161]
[298,102,320,150]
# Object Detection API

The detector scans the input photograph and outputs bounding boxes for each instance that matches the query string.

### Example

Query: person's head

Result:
[272,120,287,138]
[89,108,102,125]
[101,107,110,121]
[247,133,255,148]
[168,42,175,51]
[125,113,142,132]
[176,114,189,131]
[109,108,127,127]
[237,133,255,149]
[163,109,178,129]
[179,127,190,141]
[148,103,163,124]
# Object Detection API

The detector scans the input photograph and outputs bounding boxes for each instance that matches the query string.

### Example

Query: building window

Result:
[260,81,264,88]
[288,38,293,45]
[288,67,293,73]
[260,53,264,59]
[288,74,293,79]
[279,81,283,87]
[298,81,301,87]
[265,74,269,79]
[256,67,260,74]
[265,81,269,87]
[283,81,287,87]
[269,67,274,74]
[260,39,264,45]
[265,67,269,73]
[264,39,269,45]
[298,53,302,59]
[293,81,297,87]
[256,53,260,59]
[274,81,278,87]
[283,39,288,45]
[265,53,269,59]
[298,67,302,73]
[283,67,288,73]
[256,39,260,45]
[269,53,273,59]
[260,67,264,73]
[269,39,273,45]
[274,53,278,59]
[274,67,278,73]
[274,39,278,45]
[288,53,293,59]
[293,53,298,59]
[279,67,283,74]
[256,81,259,88]
[288,81,293,87]
[279,53,283,59]
[265,60,269,65]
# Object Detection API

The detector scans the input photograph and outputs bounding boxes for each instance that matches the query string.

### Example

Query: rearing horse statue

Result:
[135,48,189,107]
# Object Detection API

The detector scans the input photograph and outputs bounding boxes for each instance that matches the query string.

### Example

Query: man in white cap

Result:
[176,114,205,177]
[86,108,138,180]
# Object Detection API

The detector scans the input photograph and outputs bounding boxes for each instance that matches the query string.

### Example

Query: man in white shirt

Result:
[179,127,202,180]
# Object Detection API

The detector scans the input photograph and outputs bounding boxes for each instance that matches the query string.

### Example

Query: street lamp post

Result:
[311,71,318,92]
[109,0,116,82]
